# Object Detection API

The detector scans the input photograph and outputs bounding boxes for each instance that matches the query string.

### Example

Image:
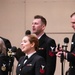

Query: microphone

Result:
[60,37,69,63]
[7,46,17,56]
[63,37,69,51]
[64,37,69,44]
[11,46,17,52]
[57,44,60,51]
[25,30,31,35]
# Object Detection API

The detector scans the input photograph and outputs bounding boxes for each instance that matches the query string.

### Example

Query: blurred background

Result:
[0,0,75,75]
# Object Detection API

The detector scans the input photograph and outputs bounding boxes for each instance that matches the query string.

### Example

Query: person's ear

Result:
[42,24,46,30]
[31,42,35,48]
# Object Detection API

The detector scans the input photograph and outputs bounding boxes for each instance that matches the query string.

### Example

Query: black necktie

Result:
[24,56,28,60]
[23,56,28,64]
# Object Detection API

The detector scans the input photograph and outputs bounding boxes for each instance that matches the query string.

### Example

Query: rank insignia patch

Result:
[40,65,45,74]
[49,51,54,56]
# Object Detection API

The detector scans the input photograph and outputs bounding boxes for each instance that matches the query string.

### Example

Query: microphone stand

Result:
[60,45,64,75]
[60,45,68,75]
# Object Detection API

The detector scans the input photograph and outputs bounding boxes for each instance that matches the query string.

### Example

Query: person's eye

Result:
[33,22,39,25]
[35,23,38,24]
[24,40,27,43]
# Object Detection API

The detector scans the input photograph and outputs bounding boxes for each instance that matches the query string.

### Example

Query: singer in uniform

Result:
[16,34,45,75]
[0,38,10,75]
[56,12,75,75]
[0,37,14,75]
[32,15,56,75]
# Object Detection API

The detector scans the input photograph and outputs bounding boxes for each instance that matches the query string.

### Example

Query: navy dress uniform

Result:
[16,53,45,75]
[37,33,56,75]
[0,37,14,75]
[0,53,9,75]
[66,33,75,75]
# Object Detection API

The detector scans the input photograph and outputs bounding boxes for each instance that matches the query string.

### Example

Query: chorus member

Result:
[0,38,10,75]
[32,15,56,75]
[16,34,45,75]
[56,12,75,75]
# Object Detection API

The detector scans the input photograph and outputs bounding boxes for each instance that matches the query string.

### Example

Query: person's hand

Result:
[56,50,67,59]
[56,51,62,58]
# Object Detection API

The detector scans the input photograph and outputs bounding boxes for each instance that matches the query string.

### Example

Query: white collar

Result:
[26,51,36,58]
[38,33,44,39]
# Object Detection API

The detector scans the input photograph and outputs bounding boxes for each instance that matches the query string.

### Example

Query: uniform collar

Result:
[38,33,44,39]
[26,51,36,59]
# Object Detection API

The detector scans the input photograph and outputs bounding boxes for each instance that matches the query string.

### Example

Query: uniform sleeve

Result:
[46,39,56,75]
[67,52,75,62]
[35,58,46,75]
[67,34,75,63]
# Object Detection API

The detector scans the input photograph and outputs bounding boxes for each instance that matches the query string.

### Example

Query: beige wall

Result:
[0,0,75,75]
